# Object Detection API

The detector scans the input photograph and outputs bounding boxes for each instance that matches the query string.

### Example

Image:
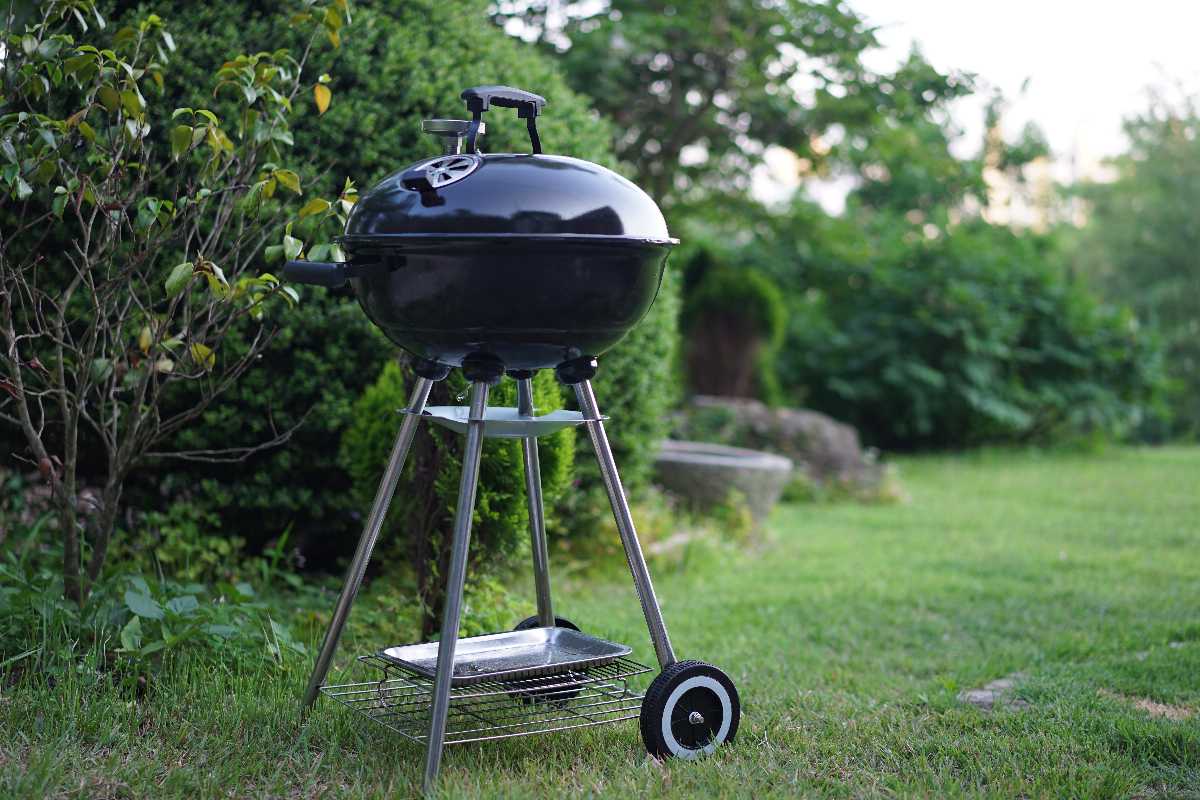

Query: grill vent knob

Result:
[422,119,485,155]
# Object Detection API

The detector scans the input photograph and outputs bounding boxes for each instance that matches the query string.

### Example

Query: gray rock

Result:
[653,440,793,525]
[682,396,887,495]
[958,673,1031,712]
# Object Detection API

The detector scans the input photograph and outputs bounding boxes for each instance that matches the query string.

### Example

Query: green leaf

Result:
[15,177,32,201]
[166,595,199,616]
[139,640,167,656]
[170,125,192,158]
[165,262,193,297]
[282,235,303,260]
[297,197,330,219]
[202,623,237,638]
[263,244,284,264]
[0,139,17,164]
[233,581,255,598]
[89,358,113,382]
[120,616,143,651]
[96,85,121,113]
[120,89,144,117]
[124,589,164,620]
[273,169,301,195]
[189,342,215,371]
[21,35,37,56]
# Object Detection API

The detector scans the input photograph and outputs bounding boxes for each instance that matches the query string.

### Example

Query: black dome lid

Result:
[343,154,671,242]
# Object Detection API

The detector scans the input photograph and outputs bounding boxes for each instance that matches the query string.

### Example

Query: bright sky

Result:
[764,1,1200,210]
[853,0,1200,169]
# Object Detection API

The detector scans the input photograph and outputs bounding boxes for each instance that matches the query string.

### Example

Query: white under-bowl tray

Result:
[402,406,602,438]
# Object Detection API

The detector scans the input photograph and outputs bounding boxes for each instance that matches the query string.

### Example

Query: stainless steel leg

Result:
[423,381,489,794]
[301,377,434,715]
[573,379,677,669]
[517,377,555,626]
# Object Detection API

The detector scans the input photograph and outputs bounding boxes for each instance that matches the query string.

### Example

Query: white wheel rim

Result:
[660,675,732,759]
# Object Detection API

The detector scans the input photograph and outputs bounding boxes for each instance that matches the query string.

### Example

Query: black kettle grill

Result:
[286,86,740,794]
[284,85,674,373]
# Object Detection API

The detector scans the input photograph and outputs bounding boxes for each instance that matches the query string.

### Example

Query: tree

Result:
[494,0,879,209]
[0,0,350,602]
[1074,89,1200,435]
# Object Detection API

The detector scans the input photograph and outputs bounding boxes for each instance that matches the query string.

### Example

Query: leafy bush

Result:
[113,502,243,585]
[339,361,573,638]
[776,212,1166,449]
[107,0,678,558]
[680,245,786,399]
[1,0,351,603]
[0,534,315,681]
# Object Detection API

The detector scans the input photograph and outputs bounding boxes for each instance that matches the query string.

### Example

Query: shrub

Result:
[680,246,786,399]
[109,0,679,558]
[339,360,573,638]
[0,0,350,603]
[778,214,1167,448]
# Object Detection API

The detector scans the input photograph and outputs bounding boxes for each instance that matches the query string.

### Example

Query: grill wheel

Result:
[640,660,740,760]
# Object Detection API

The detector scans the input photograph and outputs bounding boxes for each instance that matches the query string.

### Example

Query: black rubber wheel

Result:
[513,615,581,632]
[507,616,583,704]
[640,660,740,760]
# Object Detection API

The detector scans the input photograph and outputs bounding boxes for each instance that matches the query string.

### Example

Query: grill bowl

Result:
[344,236,670,370]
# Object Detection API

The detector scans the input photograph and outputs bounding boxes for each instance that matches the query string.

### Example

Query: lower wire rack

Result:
[320,653,653,745]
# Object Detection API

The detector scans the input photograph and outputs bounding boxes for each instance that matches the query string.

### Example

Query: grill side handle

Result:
[283,260,347,288]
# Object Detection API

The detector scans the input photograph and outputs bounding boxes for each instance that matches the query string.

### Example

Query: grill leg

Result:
[573,379,677,669]
[517,377,555,626]
[423,381,489,794]
[301,376,434,716]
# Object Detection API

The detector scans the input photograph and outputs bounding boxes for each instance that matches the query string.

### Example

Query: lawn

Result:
[3,446,1199,798]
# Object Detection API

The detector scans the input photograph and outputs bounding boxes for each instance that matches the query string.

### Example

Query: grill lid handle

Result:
[460,85,547,155]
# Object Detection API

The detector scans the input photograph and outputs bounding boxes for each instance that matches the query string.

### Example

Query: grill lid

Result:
[342,85,672,245]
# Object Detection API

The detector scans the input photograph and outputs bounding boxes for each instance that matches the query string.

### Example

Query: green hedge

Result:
[108,0,680,562]
[774,211,1167,448]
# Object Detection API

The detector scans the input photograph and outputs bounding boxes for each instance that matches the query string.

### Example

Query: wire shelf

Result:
[320,653,653,745]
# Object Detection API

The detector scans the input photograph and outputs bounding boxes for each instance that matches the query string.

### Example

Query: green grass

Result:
[3,446,1199,798]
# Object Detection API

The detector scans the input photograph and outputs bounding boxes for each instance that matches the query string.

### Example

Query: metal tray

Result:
[401,406,604,439]
[378,627,632,687]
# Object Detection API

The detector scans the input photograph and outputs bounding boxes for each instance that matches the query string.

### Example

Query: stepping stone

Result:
[958,673,1031,711]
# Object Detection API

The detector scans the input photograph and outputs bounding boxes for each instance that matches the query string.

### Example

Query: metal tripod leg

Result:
[423,381,489,793]
[301,377,434,715]
[573,379,677,669]
[517,377,555,626]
